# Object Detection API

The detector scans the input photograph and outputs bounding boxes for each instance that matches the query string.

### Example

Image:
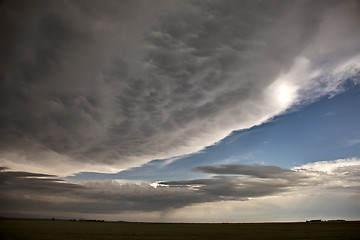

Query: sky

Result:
[0,0,360,222]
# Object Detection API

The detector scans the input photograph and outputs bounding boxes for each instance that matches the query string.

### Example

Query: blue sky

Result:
[69,79,360,182]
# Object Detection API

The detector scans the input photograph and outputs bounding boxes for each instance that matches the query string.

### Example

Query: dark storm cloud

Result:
[0,0,185,168]
[1,162,360,217]
[161,165,307,200]
[0,169,81,192]
[0,164,315,215]
[1,0,359,173]
[0,168,206,214]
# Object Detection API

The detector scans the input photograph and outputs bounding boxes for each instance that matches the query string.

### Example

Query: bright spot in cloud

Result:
[268,79,298,109]
[277,81,297,107]
[150,181,161,188]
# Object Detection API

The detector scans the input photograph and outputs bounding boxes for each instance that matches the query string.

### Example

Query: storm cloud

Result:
[2,160,359,218]
[1,0,360,174]
[0,167,206,215]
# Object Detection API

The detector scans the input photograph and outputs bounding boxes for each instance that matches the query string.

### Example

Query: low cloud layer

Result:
[161,165,307,201]
[1,159,359,220]
[1,0,360,174]
[0,168,204,214]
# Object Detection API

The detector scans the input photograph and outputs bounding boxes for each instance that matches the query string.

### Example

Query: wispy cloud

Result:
[348,138,360,147]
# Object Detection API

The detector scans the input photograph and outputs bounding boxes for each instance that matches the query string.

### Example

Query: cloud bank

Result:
[1,0,360,174]
[1,158,359,221]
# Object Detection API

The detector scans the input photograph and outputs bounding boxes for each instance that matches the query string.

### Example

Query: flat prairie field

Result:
[0,219,359,240]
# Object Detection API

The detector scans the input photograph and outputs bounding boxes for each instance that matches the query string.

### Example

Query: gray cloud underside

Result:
[1,0,359,170]
[0,169,207,214]
[1,163,359,216]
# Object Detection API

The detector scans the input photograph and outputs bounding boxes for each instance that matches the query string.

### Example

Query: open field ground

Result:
[0,219,359,240]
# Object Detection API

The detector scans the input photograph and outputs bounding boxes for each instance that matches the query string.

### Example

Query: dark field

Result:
[0,219,359,240]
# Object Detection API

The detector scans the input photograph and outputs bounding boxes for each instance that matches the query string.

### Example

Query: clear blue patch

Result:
[68,79,360,182]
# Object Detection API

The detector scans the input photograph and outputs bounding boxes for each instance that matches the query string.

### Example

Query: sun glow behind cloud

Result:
[268,80,298,109]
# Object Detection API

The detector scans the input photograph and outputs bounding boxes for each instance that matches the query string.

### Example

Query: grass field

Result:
[0,219,359,240]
